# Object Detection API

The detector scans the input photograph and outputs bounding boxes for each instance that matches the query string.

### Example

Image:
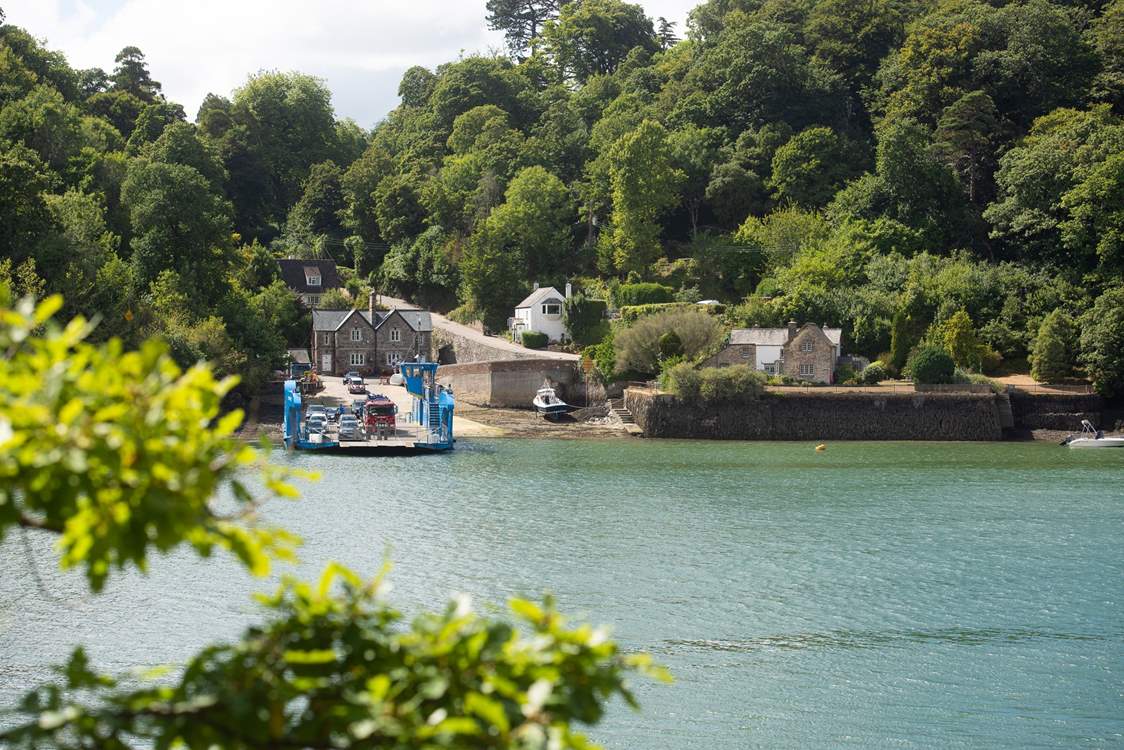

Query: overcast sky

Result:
[5,0,699,127]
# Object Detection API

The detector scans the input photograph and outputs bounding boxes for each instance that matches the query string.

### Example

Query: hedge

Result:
[614,282,675,307]
[663,363,767,402]
[618,302,723,323]
[521,330,548,349]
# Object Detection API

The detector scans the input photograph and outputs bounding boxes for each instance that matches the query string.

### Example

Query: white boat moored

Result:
[1064,420,1124,448]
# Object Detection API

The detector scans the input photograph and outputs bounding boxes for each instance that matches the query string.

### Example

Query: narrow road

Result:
[377,294,579,361]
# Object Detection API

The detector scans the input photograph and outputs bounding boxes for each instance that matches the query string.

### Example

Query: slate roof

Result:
[731,328,790,346]
[312,309,376,331]
[730,325,843,347]
[287,348,311,365]
[515,286,564,309]
[387,308,433,332]
[277,259,342,293]
[311,308,433,333]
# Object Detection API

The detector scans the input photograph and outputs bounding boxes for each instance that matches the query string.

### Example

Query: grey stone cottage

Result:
[701,321,842,384]
[310,296,433,376]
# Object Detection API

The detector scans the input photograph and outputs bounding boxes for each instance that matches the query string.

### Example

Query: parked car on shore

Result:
[348,378,367,394]
[343,371,361,385]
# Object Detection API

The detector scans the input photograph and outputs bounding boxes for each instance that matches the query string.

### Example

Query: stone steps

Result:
[608,399,643,435]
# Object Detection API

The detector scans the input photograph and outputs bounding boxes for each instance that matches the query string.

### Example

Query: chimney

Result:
[565,282,572,299]
[788,320,798,340]
[533,281,539,291]
[368,290,375,319]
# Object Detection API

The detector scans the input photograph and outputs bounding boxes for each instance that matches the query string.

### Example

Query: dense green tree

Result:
[124,99,186,153]
[0,140,56,263]
[398,65,437,108]
[804,0,914,96]
[487,0,571,58]
[1089,0,1124,106]
[769,126,861,208]
[604,120,683,275]
[121,161,233,303]
[1030,308,1078,383]
[668,125,723,236]
[110,46,161,102]
[0,25,79,101]
[542,0,658,82]
[1079,287,1124,396]
[986,105,1124,265]
[428,56,532,131]
[381,226,461,309]
[933,90,1000,207]
[340,143,393,242]
[1060,151,1124,273]
[0,83,85,174]
[705,162,766,229]
[227,72,339,222]
[685,13,845,132]
[85,88,145,137]
[374,171,427,244]
[285,159,346,241]
[940,309,984,370]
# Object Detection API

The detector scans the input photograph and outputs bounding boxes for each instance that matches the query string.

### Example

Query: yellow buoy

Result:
[815,443,826,452]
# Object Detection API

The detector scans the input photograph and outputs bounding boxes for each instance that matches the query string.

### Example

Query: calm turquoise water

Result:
[2,439,1122,748]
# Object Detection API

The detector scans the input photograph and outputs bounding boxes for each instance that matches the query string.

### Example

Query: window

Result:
[307,295,320,306]
[304,267,321,287]
[542,303,561,316]
[386,352,402,366]
[351,327,362,342]
[799,363,814,376]
[800,340,813,352]
[740,347,752,359]
[389,327,401,343]
[321,333,331,346]
[349,352,365,366]
[764,363,776,375]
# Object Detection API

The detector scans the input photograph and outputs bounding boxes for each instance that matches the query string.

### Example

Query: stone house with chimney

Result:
[701,321,842,384]
[310,297,433,376]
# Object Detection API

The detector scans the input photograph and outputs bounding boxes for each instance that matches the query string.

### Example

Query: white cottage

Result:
[511,285,568,343]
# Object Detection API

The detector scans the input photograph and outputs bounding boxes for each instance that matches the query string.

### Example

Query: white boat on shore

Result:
[533,385,572,418]
[1063,420,1124,448]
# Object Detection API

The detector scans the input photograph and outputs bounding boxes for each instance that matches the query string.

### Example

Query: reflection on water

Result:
[1,438,1123,749]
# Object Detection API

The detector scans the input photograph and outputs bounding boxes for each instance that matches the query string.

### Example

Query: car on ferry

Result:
[337,414,363,441]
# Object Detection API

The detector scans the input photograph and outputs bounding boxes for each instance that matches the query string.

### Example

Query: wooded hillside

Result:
[2,0,1123,392]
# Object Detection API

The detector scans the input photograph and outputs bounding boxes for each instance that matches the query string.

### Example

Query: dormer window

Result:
[304,266,321,287]
[542,303,561,316]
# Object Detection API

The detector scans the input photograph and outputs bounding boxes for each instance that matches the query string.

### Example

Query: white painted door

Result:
[321,354,332,373]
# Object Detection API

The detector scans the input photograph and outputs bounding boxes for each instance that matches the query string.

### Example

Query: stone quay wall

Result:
[1007,391,1104,431]
[624,389,1005,441]
[437,359,582,408]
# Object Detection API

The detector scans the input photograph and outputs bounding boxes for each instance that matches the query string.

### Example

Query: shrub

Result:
[614,282,674,307]
[860,361,888,385]
[563,294,609,346]
[583,336,616,381]
[1079,288,1124,396]
[613,309,725,376]
[906,345,956,384]
[664,363,766,402]
[1030,309,1077,383]
[658,330,683,359]
[521,330,548,349]
[834,363,857,384]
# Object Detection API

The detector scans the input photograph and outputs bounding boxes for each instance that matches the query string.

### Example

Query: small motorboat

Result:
[533,385,572,418]
[1063,420,1124,448]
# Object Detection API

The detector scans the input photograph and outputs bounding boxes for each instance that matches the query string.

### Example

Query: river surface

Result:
[2,439,1122,748]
